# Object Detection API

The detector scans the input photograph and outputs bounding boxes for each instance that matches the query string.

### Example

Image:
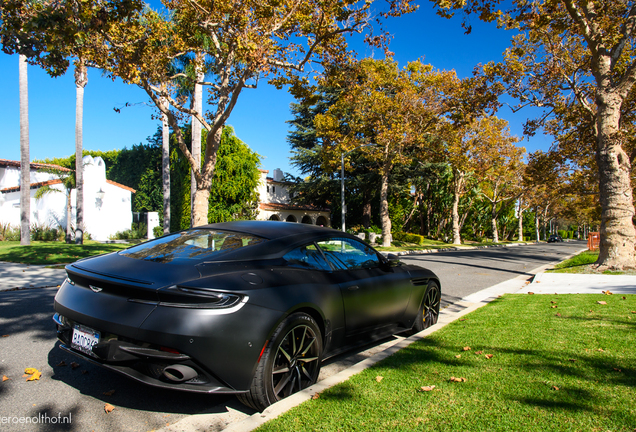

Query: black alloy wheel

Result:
[271,323,321,399]
[237,312,323,411]
[409,281,441,334]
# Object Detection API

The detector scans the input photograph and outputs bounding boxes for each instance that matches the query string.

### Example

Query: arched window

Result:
[301,215,313,225]
[286,215,298,223]
[268,214,280,221]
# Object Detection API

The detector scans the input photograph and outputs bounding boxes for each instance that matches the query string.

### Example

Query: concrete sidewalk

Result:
[0,261,67,291]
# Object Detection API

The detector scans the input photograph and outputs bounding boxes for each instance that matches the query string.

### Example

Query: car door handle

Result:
[348,285,359,291]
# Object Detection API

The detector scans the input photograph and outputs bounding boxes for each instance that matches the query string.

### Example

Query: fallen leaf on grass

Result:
[485,354,494,359]
[420,385,436,392]
[2,375,9,382]
[103,389,116,396]
[621,296,626,300]
[311,393,320,400]
[551,301,557,304]
[459,319,466,322]
[375,376,383,382]
[463,346,471,351]
[568,359,577,362]
[613,368,622,372]
[602,290,613,295]
[555,313,562,317]
[450,377,467,382]
[528,292,534,295]
[631,311,636,314]
[597,301,607,305]
[598,348,605,352]
[475,351,483,355]
[70,362,80,370]
[104,403,115,414]
[552,386,559,391]
[551,305,558,309]
[455,355,462,358]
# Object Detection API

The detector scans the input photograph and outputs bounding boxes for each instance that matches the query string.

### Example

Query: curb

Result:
[380,241,556,257]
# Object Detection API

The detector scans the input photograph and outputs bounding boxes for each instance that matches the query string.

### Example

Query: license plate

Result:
[71,325,100,357]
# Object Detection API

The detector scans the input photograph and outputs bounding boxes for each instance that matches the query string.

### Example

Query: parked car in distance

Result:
[547,234,564,243]
[53,221,441,411]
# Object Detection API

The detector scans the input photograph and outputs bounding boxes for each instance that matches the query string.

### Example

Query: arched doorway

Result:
[301,215,313,225]
[286,215,298,223]
[269,214,280,221]
[316,216,328,227]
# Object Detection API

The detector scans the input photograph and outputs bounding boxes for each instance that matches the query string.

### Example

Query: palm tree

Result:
[19,53,30,246]
[190,54,204,227]
[74,59,87,244]
[160,88,170,234]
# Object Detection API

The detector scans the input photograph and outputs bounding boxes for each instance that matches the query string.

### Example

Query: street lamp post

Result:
[341,143,376,233]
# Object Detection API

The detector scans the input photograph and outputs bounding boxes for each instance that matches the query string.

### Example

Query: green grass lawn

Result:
[377,239,528,252]
[548,250,636,275]
[0,240,130,265]
[257,294,636,432]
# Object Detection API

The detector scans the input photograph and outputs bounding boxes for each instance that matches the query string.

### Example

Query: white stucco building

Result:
[255,168,330,226]
[0,156,135,241]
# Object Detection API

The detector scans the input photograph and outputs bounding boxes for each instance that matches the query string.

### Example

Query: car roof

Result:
[200,220,339,240]
[196,221,370,261]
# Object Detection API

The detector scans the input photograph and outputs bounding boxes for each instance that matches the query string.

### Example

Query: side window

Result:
[316,238,380,271]
[283,244,331,271]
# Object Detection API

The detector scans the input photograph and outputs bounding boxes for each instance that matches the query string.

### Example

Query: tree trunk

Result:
[362,187,372,229]
[517,201,523,242]
[451,170,463,245]
[534,209,540,243]
[595,91,636,269]
[190,63,204,227]
[161,95,170,234]
[192,188,210,227]
[491,202,499,243]
[66,189,72,243]
[380,161,392,247]
[74,61,87,244]
[19,54,30,246]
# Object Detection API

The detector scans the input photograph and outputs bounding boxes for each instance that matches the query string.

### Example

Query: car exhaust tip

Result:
[163,364,198,382]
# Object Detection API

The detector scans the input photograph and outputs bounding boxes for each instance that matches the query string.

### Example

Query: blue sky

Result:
[0,3,550,177]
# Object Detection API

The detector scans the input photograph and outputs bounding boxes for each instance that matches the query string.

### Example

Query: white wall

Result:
[0,156,133,240]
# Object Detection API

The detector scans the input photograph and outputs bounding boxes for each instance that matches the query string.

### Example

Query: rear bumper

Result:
[53,279,284,392]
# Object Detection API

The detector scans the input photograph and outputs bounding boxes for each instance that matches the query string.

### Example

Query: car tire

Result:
[409,280,441,334]
[237,312,323,411]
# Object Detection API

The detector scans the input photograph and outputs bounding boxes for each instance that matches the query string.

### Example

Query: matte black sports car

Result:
[53,221,441,411]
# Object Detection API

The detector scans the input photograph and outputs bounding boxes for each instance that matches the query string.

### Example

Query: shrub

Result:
[393,231,426,245]
[153,225,164,238]
[110,223,147,240]
[31,222,60,242]
[0,223,20,241]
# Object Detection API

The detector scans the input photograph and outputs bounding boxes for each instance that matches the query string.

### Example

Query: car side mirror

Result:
[386,253,401,267]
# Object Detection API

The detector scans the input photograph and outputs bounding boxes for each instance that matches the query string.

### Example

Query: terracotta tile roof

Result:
[1,179,136,193]
[0,158,71,172]
[106,179,136,193]
[1,179,63,193]
[259,202,330,212]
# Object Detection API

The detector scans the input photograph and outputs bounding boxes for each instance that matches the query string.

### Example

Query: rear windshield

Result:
[119,229,265,263]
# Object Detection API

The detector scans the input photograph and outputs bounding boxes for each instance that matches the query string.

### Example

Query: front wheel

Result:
[409,280,441,334]
[237,312,323,411]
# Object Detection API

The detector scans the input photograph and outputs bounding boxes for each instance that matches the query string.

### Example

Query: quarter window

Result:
[283,244,331,271]
[316,238,380,270]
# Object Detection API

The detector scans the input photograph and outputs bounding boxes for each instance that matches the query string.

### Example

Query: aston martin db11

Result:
[53,221,441,411]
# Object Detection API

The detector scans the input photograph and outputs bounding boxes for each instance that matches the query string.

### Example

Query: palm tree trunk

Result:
[74,61,87,244]
[190,61,204,227]
[19,54,30,246]
[161,94,170,234]
[66,189,72,243]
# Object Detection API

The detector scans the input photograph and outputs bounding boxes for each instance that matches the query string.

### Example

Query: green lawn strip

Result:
[547,250,636,275]
[0,241,130,265]
[377,240,525,253]
[257,294,636,432]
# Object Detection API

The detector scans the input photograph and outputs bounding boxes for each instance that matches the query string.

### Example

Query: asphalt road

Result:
[0,241,586,432]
